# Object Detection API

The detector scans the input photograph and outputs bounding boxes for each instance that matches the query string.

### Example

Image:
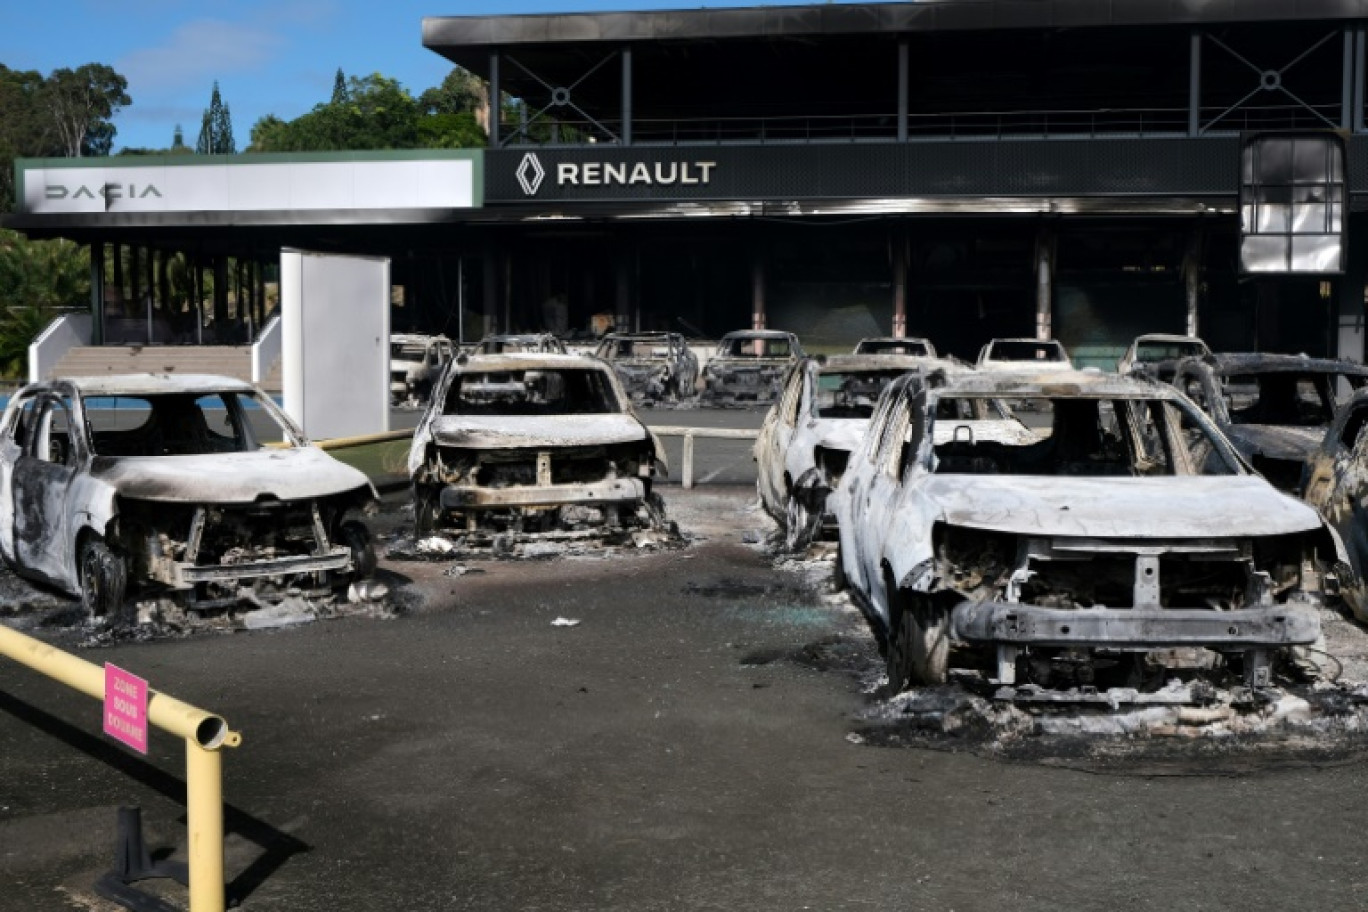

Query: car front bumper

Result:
[951,600,1321,649]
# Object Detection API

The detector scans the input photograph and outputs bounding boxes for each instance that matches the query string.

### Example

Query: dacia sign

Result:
[18,153,480,216]
[45,183,163,201]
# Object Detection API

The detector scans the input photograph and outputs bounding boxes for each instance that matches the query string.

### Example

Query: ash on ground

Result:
[0,562,404,648]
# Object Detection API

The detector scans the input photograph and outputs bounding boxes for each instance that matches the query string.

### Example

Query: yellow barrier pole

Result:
[187,744,225,912]
[0,625,241,912]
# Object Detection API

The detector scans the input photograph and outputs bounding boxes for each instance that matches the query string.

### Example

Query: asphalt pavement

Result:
[4,484,1368,912]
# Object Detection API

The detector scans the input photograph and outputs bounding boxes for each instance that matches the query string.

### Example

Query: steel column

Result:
[489,52,501,147]
[622,46,632,146]
[897,39,909,142]
[1344,28,1355,130]
[1189,30,1202,137]
[1357,27,1366,133]
[1185,225,1205,338]
[892,234,907,338]
[90,242,105,345]
[1035,229,1053,341]
[751,253,766,331]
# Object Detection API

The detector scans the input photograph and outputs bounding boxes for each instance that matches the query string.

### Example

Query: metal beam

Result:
[1189,30,1202,137]
[622,46,632,146]
[489,52,501,147]
[90,242,104,345]
[897,39,909,143]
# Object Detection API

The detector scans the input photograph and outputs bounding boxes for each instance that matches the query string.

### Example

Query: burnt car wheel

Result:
[413,487,442,535]
[340,520,376,580]
[80,538,129,623]
[784,492,822,552]
[909,595,949,686]
[884,571,915,693]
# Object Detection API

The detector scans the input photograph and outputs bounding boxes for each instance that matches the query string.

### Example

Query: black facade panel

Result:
[485,138,1243,205]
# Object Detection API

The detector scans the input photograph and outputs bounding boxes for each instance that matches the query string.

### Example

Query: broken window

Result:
[986,340,1067,362]
[443,368,620,417]
[814,370,906,419]
[1222,371,1362,427]
[24,396,76,465]
[931,395,1234,477]
[83,392,280,456]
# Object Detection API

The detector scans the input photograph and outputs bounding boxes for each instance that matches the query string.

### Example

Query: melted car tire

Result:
[80,538,129,624]
[884,570,915,694]
[784,488,824,552]
[340,520,376,580]
[910,595,950,686]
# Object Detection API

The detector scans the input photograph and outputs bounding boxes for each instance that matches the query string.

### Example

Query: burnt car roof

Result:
[815,354,950,373]
[1199,353,1368,376]
[455,353,604,370]
[55,373,260,396]
[933,368,1175,398]
[718,330,798,340]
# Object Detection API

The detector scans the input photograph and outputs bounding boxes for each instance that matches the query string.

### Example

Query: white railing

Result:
[251,314,282,385]
[28,313,91,383]
[649,425,759,489]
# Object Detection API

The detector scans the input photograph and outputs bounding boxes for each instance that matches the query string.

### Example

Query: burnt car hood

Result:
[924,475,1323,538]
[1225,424,1324,461]
[431,414,649,450]
[89,447,373,504]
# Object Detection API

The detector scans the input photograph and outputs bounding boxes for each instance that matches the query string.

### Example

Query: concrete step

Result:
[49,346,257,385]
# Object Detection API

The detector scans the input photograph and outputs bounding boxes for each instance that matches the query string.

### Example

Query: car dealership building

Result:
[6,0,1368,376]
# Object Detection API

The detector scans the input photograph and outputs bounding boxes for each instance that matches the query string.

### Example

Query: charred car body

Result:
[831,369,1337,694]
[391,334,456,404]
[1302,388,1368,623]
[475,333,568,355]
[700,330,804,406]
[755,355,1028,549]
[1117,333,1210,381]
[1171,353,1368,494]
[409,353,668,538]
[0,375,378,620]
[976,338,1073,371]
[594,332,699,403]
[853,337,937,357]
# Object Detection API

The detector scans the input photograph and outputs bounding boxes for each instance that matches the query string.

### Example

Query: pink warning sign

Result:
[103,663,148,754]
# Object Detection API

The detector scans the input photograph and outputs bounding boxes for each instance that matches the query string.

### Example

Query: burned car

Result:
[0,374,378,620]
[475,333,568,355]
[391,333,456,404]
[1171,352,1368,493]
[1302,388,1368,623]
[831,369,1337,694]
[594,332,699,402]
[755,355,1030,549]
[1116,333,1210,381]
[699,330,804,406]
[408,353,668,538]
[976,337,1073,371]
[853,337,937,357]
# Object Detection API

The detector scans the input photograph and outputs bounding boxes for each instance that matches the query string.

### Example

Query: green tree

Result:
[43,64,131,157]
[331,68,349,105]
[250,73,420,151]
[196,81,235,154]
[418,67,484,116]
[0,229,89,377]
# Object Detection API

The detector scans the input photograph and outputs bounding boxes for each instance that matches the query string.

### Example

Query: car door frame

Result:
[11,389,84,587]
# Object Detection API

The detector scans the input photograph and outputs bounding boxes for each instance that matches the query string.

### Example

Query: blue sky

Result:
[1,1,862,153]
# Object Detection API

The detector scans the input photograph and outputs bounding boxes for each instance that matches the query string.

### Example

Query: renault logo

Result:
[516,153,546,196]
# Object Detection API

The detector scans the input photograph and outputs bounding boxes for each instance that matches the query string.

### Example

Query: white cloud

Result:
[117,19,286,88]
